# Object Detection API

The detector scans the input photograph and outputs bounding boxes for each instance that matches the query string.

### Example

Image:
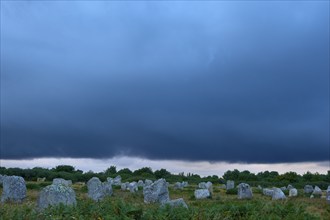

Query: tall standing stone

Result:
[226,180,235,190]
[143,178,169,204]
[113,175,122,186]
[87,177,113,201]
[272,188,286,200]
[326,186,330,204]
[1,176,27,203]
[237,183,253,199]
[37,184,76,209]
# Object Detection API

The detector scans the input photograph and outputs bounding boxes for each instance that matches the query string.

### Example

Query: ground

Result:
[0,182,329,220]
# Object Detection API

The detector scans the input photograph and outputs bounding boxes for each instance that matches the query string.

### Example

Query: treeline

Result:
[0,166,329,189]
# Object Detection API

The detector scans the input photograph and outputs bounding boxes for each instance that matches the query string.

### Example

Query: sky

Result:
[0,1,329,175]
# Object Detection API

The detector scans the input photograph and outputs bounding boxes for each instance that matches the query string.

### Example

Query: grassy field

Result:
[0,182,329,220]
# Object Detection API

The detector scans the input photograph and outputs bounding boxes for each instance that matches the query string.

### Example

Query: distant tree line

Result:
[0,166,329,189]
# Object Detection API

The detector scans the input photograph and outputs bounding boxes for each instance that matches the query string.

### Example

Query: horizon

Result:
[1,1,329,174]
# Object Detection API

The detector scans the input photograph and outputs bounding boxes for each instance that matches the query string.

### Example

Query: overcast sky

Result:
[1,1,329,168]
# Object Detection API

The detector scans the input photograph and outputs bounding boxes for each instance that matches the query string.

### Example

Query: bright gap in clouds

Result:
[1,156,328,177]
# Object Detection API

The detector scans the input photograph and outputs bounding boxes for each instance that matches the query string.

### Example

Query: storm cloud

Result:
[1,1,329,163]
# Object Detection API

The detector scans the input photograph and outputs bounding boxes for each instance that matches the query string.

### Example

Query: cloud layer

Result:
[1,1,329,163]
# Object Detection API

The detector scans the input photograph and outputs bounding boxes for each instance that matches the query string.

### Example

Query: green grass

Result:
[0,184,329,220]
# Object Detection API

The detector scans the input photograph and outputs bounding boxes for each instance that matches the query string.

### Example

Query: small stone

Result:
[162,198,188,209]
[174,182,183,190]
[129,182,138,193]
[194,189,210,199]
[304,185,314,194]
[289,188,298,197]
[263,188,274,197]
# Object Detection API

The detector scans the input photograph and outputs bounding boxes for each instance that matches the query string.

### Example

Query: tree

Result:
[104,166,117,175]
[154,169,171,179]
[54,165,75,173]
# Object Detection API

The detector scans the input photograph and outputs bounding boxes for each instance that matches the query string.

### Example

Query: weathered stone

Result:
[289,188,298,197]
[194,189,210,199]
[87,177,113,201]
[121,182,129,191]
[129,182,138,193]
[144,179,153,187]
[53,178,72,187]
[137,180,144,187]
[182,181,188,187]
[143,178,169,204]
[287,184,294,190]
[263,188,274,197]
[226,180,235,190]
[161,198,188,209]
[1,176,27,203]
[198,182,206,189]
[326,186,330,204]
[272,188,286,200]
[37,177,46,182]
[312,186,322,196]
[107,177,113,185]
[37,184,76,209]
[0,175,4,185]
[205,181,213,193]
[280,186,287,191]
[237,183,253,199]
[174,182,183,190]
[113,175,122,186]
[304,185,314,194]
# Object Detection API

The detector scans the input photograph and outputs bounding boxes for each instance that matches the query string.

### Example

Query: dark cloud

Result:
[1,1,329,163]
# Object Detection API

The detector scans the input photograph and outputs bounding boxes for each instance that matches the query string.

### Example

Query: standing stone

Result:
[107,177,113,185]
[53,178,72,187]
[174,182,183,190]
[137,180,144,187]
[182,181,188,187]
[287,184,294,190]
[198,182,206,189]
[0,175,4,185]
[280,186,287,191]
[289,188,298,197]
[129,182,138,193]
[326,186,330,204]
[144,179,153,187]
[162,198,188,209]
[113,175,122,186]
[205,181,213,193]
[87,177,113,201]
[226,180,235,190]
[194,189,210,199]
[37,184,76,209]
[121,182,129,191]
[312,186,322,196]
[304,185,314,194]
[237,183,253,199]
[143,178,169,204]
[263,188,274,197]
[1,176,27,203]
[37,177,46,182]
[272,188,286,200]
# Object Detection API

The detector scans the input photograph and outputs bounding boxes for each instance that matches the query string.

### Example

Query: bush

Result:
[226,188,238,195]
